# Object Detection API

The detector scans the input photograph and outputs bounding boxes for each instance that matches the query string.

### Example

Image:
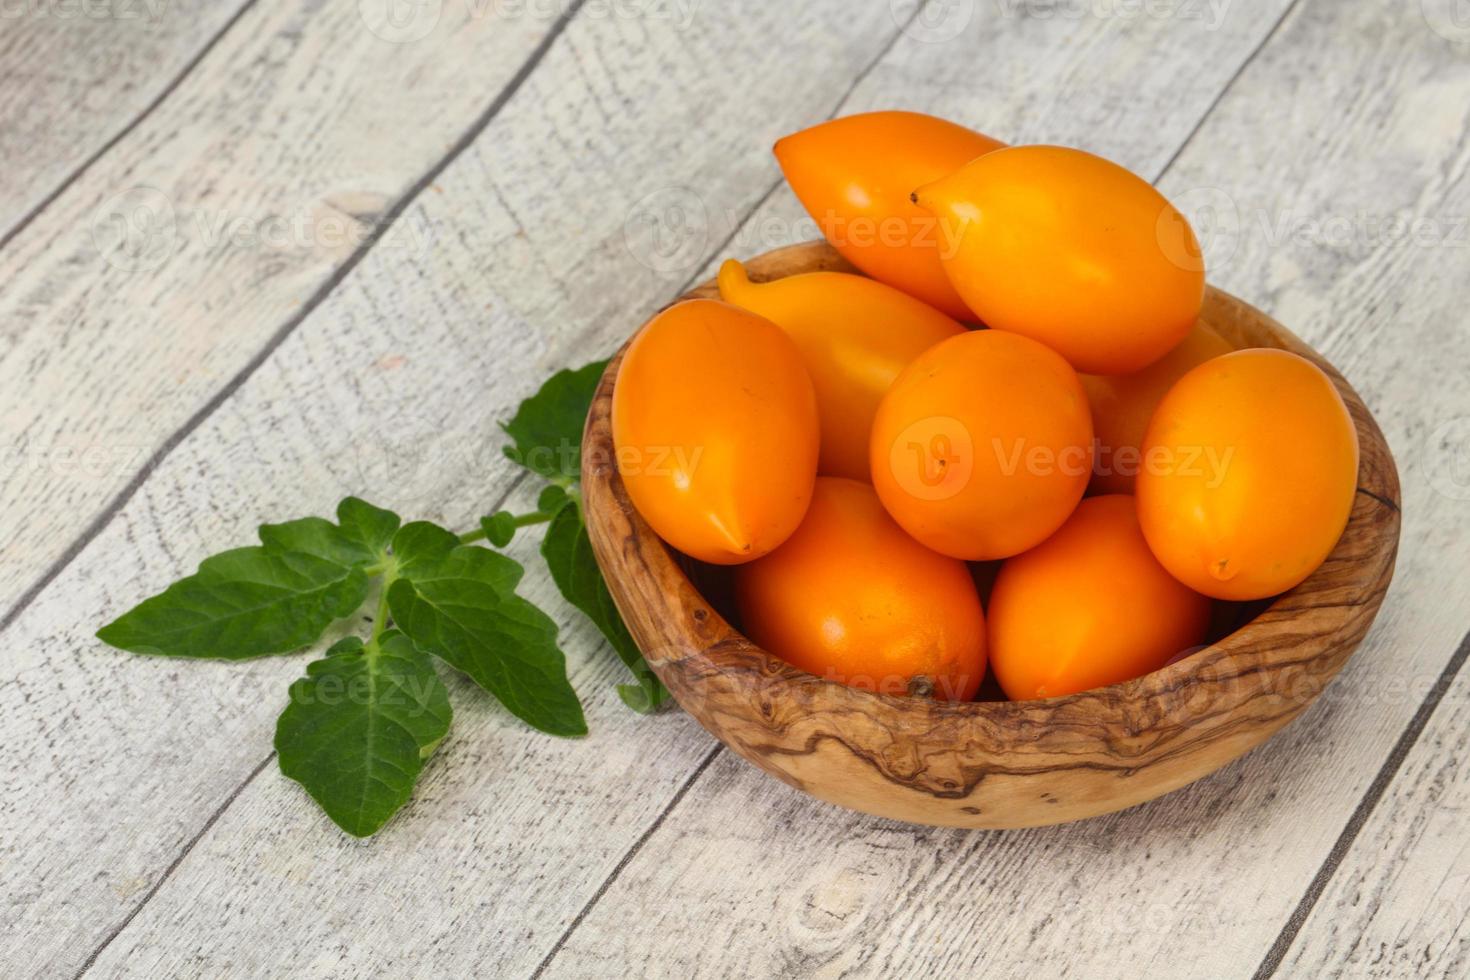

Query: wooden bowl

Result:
[582,241,1400,829]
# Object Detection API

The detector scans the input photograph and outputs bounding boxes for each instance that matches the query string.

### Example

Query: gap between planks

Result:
[0,0,590,641]
[71,754,277,980]
[40,1,589,970]
[60,4,919,967]
[529,745,724,980]
[30,0,1455,975]
[523,0,1466,971]
[1252,627,1470,979]
[0,0,264,255]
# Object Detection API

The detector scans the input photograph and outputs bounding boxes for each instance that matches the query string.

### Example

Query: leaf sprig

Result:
[97,360,666,836]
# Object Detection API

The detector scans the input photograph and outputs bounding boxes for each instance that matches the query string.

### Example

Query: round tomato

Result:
[735,477,986,700]
[774,111,1004,320]
[1136,348,1359,600]
[988,495,1211,700]
[612,299,819,565]
[717,258,965,480]
[1082,323,1235,494]
[869,329,1092,561]
[912,144,1205,374]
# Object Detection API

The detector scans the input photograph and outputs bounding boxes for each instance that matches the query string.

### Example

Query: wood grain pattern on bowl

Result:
[582,240,1401,830]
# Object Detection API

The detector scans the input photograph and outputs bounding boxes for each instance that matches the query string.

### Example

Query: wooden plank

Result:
[1231,7,1470,966]
[536,2,1470,978]
[0,0,252,241]
[1,6,1306,980]
[0,0,578,623]
[0,4,912,977]
[1273,636,1470,977]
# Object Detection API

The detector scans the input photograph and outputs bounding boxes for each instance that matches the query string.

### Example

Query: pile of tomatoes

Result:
[612,111,1360,703]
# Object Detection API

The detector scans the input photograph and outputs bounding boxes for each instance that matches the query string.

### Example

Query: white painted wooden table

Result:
[3,1,1468,976]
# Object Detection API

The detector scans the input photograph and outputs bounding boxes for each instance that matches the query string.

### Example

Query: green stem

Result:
[369,586,392,648]
[367,559,397,654]
[458,510,555,544]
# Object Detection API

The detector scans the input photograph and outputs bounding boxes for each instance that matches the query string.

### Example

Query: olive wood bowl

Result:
[582,240,1400,829]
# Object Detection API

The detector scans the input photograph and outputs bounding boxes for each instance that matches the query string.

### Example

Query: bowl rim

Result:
[583,239,1401,730]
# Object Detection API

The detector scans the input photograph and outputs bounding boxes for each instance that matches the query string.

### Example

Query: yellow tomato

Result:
[988,495,1211,700]
[869,329,1093,560]
[612,299,819,564]
[736,477,986,700]
[1136,349,1359,600]
[717,258,965,480]
[774,111,1004,320]
[913,145,1205,374]
[1082,323,1235,494]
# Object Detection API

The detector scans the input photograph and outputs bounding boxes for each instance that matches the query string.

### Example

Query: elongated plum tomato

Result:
[1082,323,1235,494]
[612,299,819,565]
[988,495,1211,700]
[913,145,1205,374]
[717,259,965,480]
[774,111,1004,320]
[735,477,986,700]
[1137,349,1359,600]
[869,329,1093,561]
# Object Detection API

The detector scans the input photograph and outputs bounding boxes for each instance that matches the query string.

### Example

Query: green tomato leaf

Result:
[536,484,568,514]
[542,501,669,713]
[336,497,401,560]
[387,545,587,737]
[258,517,377,568]
[97,546,369,659]
[501,360,606,481]
[390,521,461,580]
[259,499,402,568]
[480,511,518,548]
[275,632,451,837]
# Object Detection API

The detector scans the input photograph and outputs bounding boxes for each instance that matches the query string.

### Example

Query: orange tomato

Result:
[1082,323,1235,494]
[869,329,1092,561]
[717,258,965,480]
[774,111,1004,320]
[912,145,1205,374]
[988,495,1211,700]
[735,477,986,700]
[612,299,819,565]
[1136,349,1359,600]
